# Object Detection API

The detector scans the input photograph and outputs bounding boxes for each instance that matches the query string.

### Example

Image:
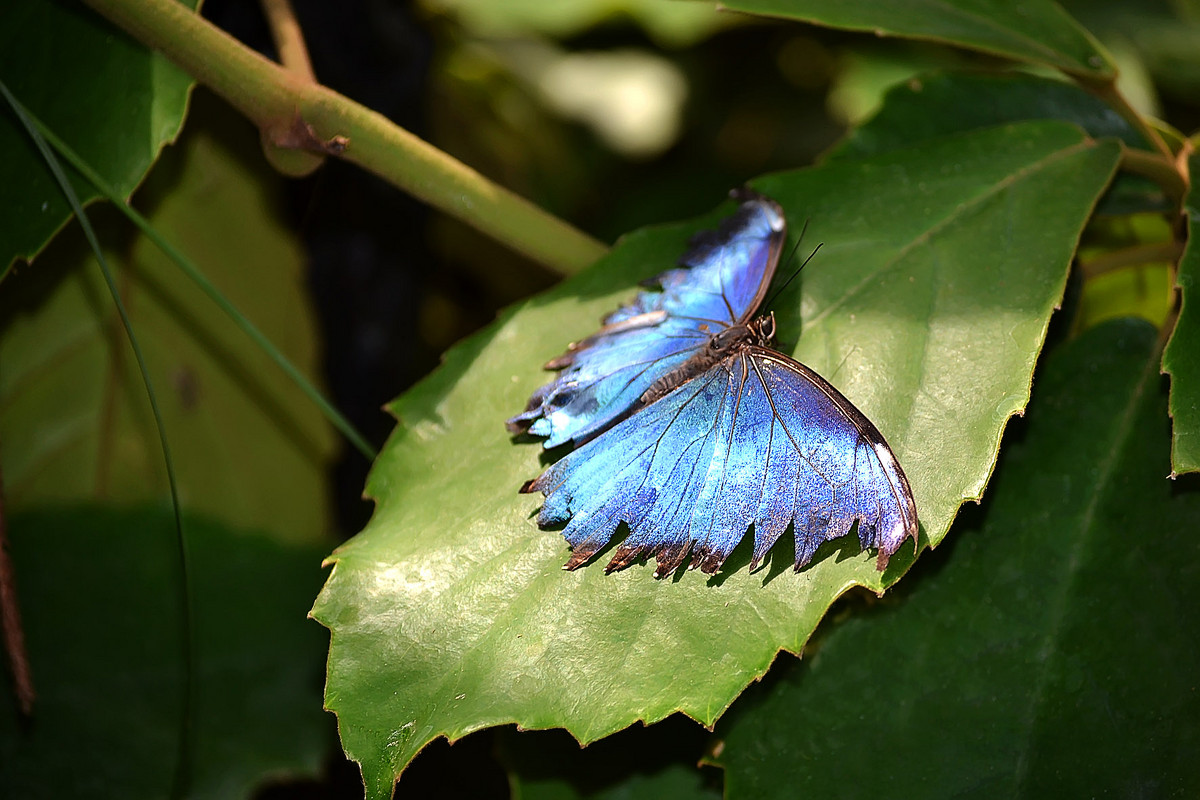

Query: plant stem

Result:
[81,0,608,276]
[256,0,327,176]
[260,0,314,82]
[1120,144,1188,206]
[1077,241,1184,279]
[1084,78,1174,160]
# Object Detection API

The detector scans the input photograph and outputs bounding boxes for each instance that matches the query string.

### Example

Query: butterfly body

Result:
[511,192,918,577]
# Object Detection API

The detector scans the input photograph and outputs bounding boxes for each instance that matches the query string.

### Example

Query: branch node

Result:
[267,112,349,156]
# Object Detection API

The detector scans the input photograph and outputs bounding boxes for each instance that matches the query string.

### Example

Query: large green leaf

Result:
[1162,150,1200,474]
[0,102,336,544]
[710,318,1200,797]
[312,120,1118,799]
[0,507,332,798]
[825,70,1165,214]
[0,0,198,270]
[712,0,1114,79]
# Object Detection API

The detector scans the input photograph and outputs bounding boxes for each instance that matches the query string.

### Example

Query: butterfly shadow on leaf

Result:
[704,523,866,588]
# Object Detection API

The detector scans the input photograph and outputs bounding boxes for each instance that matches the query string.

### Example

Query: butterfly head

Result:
[751,312,776,344]
[705,313,776,360]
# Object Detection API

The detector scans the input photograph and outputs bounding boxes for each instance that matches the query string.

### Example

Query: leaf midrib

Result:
[802,135,1098,334]
[1009,342,1159,792]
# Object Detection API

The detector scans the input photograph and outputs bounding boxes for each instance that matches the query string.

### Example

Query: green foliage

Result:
[711,318,1200,796]
[716,0,1114,78]
[2,0,1199,798]
[422,0,732,46]
[0,104,336,543]
[1163,151,1200,474]
[0,0,198,269]
[312,121,1118,798]
[0,507,331,798]
[1,61,336,797]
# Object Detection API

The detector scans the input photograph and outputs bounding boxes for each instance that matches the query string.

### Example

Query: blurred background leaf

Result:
[0,95,336,544]
[420,0,735,47]
[1061,0,1200,114]
[0,507,331,799]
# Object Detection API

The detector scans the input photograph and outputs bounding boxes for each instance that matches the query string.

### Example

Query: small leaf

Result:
[312,121,1119,799]
[0,507,332,798]
[0,0,197,269]
[711,318,1200,797]
[1162,150,1200,474]
[0,102,337,544]
[712,0,1115,79]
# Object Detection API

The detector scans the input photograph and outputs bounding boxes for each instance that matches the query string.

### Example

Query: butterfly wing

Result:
[507,192,786,448]
[523,346,918,576]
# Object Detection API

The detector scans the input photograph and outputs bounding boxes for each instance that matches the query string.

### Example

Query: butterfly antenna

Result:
[764,219,822,311]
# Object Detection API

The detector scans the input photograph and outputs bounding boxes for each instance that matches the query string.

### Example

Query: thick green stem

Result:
[1120,144,1188,206]
[81,0,608,276]
[260,0,315,83]
[1083,78,1174,160]
[1077,241,1183,279]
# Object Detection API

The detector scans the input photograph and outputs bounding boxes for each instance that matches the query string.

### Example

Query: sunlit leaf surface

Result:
[312,121,1118,799]
[825,70,1165,215]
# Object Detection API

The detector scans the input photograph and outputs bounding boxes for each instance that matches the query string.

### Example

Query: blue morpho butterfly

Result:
[508,190,918,578]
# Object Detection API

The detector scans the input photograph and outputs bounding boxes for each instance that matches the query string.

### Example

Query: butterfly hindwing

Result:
[523,348,918,576]
[746,350,918,570]
[507,193,786,448]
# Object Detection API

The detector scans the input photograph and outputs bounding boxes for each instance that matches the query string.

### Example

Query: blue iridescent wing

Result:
[523,346,919,576]
[507,192,786,448]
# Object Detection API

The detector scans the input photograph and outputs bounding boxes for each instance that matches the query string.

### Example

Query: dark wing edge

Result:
[677,189,787,326]
[519,346,919,578]
[752,349,920,571]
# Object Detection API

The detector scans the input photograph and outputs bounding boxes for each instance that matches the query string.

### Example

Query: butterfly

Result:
[508,190,918,578]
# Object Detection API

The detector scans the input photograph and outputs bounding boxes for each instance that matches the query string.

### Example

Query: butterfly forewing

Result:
[507,194,786,448]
